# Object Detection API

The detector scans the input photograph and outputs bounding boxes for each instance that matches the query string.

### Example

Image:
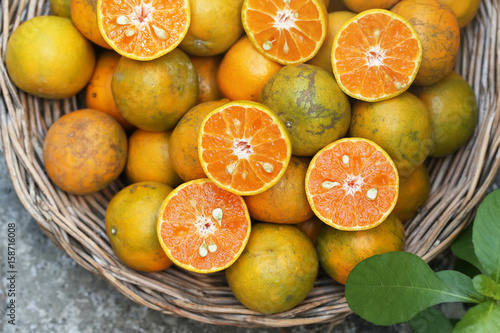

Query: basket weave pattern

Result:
[1,0,499,327]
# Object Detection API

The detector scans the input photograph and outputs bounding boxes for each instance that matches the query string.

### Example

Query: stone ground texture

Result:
[0,150,498,332]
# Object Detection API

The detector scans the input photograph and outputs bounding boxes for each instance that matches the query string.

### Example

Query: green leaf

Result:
[453,301,500,333]
[345,251,480,326]
[409,307,454,333]
[472,275,500,300]
[451,224,484,273]
[472,189,500,283]
[437,270,485,302]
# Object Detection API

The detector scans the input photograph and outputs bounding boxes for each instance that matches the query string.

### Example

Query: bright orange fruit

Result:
[198,101,292,196]
[241,0,328,65]
[305,137,399,231]
[97,0,191,61]
[157,178,251,273]
[332,9,422,102]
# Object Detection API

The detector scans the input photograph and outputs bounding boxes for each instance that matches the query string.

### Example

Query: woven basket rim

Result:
[1,0,500,328]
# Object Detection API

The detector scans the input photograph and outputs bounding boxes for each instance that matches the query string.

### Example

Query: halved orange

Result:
[305,137,399,231]
[157,178,251,273]
[332,9,422,102]
[97,0,190,61]
[198,100,292,196]
[241,0,328,65]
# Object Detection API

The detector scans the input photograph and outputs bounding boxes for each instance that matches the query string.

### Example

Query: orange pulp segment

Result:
[305,137,399,231]
[157,178,251,273]
[242,0,328,65]
[199,100,292,196]
[332,9,422,102]
[97,0,190,61]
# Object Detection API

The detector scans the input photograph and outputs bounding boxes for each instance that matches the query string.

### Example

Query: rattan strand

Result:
[1,0,499,328]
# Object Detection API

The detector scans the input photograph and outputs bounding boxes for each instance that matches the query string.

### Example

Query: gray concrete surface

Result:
[0,148,498,332]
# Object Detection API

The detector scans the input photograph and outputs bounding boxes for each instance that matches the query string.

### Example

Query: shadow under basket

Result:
[1,0,500,328]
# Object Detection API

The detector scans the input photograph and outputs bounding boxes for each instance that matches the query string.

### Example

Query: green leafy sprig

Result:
[345,189,500,332]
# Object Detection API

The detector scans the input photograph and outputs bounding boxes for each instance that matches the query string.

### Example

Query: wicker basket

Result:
[1,0,499,328]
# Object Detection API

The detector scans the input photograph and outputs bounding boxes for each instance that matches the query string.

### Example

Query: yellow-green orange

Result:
[349,92,434,177]
[341,0,401,12]
[112,49,198,132]
[417,71,478,157]
[50,0,71,17]
[5,16,95,99]
[393,163,431,222]
[437,0,481,28]
[316,213,405,285]
[226,223,318,314]
[106,182,174,272]
[259,64,351,156]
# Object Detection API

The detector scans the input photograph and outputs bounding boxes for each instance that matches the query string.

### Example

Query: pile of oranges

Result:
[5,0,480,315]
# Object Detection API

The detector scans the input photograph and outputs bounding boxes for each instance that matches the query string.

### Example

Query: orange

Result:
[295,216,323,246]
[307,11,356,73]
[85,50,135,132]
[179,0,245,56]
[417,71,478,157]
[244,156,314,224]
[349,91,434,177]
[241,0,328,65]
[50,0,72,18]
[391,0,460,86]
[316,213,405,285]
[71,0,111,49]
[332,9,422,102]
[157,178,251,273]
[111,48,198,132]
[190,55,224,104]
[5,16,96,99]
[392,163,431,222]
[437,0,481,28]
[125,129,182,187]
[341,0,401,12]
[198,100,292,196]
[305,137,399,231]
[259,64,351,157]
[43,109,127,195]
[225,223,318,314]
[97,0,190,61]
[217,36,283,102]
[106,182,174,272]
[169,99,229,182]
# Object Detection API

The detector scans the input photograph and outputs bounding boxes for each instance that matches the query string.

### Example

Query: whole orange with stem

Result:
[307,11,356,73]
[85,50,135,132]
[241,0,328,65]
[316,213,406,285]
[125,129,182,187]
[179,0,245,56]
[111,48,198,132]
[5,16,96,99]
[106,182,174,272]
[244,156,314,224]
[259,64,351,157]
[43,109,127,195]
[190,55,224,104]
[437,0,481,28]
[349,91,434,178]
[157,178,251,273]
[332,9,422,102]
[417,71,478,157]
[225,222,319,314]
[169,99,229,182]
[306,137,399,231]
[217,36,283,102]
[341,0,401,12]
[71,0,111,49]
[392,163,431,222]
[198,100,292,196]
[97,0,191,61]
[391,0,460,86]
